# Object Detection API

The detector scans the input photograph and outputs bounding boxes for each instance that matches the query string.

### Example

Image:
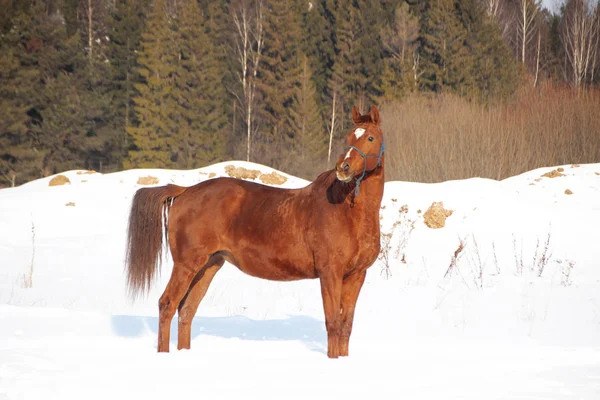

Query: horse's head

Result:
[335,105,385,184]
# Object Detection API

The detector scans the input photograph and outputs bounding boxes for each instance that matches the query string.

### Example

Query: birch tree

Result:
[229,0,264,162]
[78,0,109,63]
[516,0,542,66]
[560,0,600,87]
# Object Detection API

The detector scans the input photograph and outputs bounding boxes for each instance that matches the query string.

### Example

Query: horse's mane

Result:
[310,169,354,205]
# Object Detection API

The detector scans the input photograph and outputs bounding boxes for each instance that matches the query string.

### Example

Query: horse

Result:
[125,105,386,358]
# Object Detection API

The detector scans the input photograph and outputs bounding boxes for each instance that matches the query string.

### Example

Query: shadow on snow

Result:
[110,314,326,354]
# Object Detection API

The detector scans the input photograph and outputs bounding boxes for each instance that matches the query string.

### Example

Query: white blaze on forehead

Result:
[354,128,366,139]
[344,148,353,160]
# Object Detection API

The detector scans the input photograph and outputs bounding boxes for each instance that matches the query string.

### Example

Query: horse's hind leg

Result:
[177,255,225,350]
[157,257,208,352]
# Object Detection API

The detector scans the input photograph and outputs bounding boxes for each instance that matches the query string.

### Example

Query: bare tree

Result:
[486,0,503,18]
[381,2,419,63]
[78,0,109,63]
[534,29,542,86]
[327,91,336,164]
[229,0,265,162]
[87,0,94,60]
[560,0,600,87]
[516,0,542,65]
[486,0,512,41]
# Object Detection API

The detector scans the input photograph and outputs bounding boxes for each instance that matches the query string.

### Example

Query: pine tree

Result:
[1,2,121,184]
[329,0,360,133]
[353,0,385,103]
[420,0,472,93]
[379,1,420,101]
[289,55,327,177]
[301,0,335,110]
[0,15,40,186]
[109,0,150,165]
[23,6,92,176]
[125,0,178,169]
[175,0,228,168]
[258,0,304,168]
[456,0,520,101]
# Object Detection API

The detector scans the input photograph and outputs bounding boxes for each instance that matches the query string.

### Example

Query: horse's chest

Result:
[353,229,380,267]
[330,213,381,272]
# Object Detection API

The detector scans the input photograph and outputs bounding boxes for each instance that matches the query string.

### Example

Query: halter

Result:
[344,136,386,196]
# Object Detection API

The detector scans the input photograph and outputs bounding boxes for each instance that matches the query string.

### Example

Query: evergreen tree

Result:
[289,55,327,177]
[108,0,150,165]
[125,0,178,168]
[0,10,40,186]
[379,1,420,101]
[456,0,520,101]
[175,0,228,168]
[353,0,385,103]
[18,5,92,176]
[420,0,472,93]
[301,0,335,110]
[258,0,304,168]
[329,0,360,133]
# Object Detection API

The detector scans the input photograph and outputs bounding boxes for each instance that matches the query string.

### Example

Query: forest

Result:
[1,0,599,187]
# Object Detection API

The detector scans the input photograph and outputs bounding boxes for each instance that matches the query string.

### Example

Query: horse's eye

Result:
[368,137,374,142]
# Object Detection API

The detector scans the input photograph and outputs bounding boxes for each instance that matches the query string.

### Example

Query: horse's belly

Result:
[227,249,316,281]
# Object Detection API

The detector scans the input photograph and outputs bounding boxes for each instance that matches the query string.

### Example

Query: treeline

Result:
[1,0,599,186]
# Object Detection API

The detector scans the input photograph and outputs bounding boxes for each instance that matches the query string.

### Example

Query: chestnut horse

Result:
[126,105,385,358]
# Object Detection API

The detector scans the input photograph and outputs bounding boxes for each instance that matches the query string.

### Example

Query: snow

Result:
[1,161,599,399]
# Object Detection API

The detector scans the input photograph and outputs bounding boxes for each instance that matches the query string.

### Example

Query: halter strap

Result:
[344,136,386,196]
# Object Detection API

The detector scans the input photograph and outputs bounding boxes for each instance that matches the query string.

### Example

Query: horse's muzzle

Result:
[336,162,354,182]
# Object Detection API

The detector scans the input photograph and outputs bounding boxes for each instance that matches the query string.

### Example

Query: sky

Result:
[542,0,560,12]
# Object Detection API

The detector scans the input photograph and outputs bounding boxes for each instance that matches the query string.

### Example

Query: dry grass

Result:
[382,85,600,182]
[444,239,466,278]
[23,218,35,288]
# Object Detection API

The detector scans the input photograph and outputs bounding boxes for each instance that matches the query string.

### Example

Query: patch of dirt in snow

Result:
[224,165,261,180]
[136,176,159,185]
[259,171,287,185]
[423,201,453,229]
[48,175,71,186]
[542,168,565,178]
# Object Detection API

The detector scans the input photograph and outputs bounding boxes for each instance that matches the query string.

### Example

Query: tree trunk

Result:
[327,91,336,164]
[88,0,93,61]
[534,30,541,87]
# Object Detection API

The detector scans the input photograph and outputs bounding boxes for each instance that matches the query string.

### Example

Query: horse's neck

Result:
[354,165,385,210]
[311,165,385,208]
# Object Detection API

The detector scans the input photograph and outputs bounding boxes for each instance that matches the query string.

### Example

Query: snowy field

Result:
[1,161,599,399]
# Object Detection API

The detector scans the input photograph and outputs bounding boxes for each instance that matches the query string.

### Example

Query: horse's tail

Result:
[126,184,188,299]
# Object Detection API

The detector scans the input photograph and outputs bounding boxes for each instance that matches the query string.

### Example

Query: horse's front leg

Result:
[319,273,343,358]
[339,270,367,357]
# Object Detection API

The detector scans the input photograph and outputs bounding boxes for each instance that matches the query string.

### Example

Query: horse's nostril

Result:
[343,164,350,172]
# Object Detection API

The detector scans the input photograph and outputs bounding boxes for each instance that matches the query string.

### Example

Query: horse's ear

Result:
[351,105,361,124]
[370,105,381,125]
